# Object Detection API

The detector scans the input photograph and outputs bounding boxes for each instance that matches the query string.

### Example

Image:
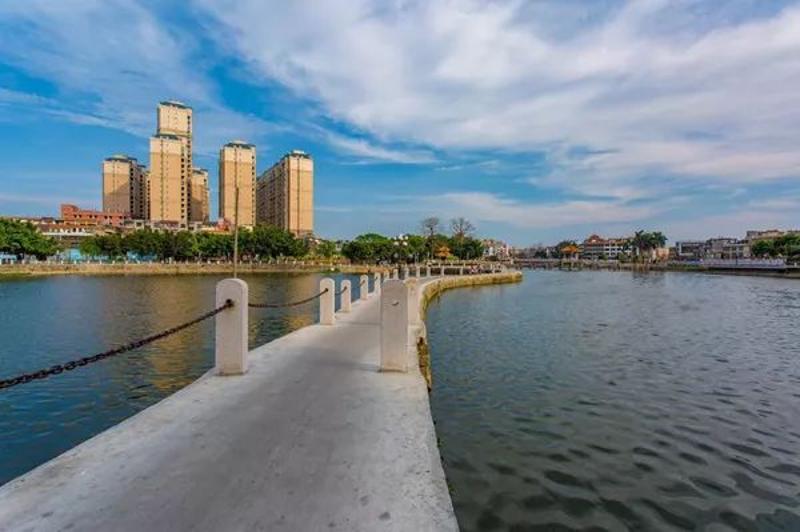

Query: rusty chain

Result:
[248,288,329,309]
[0,300,234,391]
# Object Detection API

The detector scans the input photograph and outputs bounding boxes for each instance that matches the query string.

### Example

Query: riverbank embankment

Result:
[0,271,521,531]
[413,272,523,388]
[0,261,378,277]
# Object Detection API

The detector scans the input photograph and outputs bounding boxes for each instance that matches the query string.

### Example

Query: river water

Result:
[426,271,800,531]
[0,272,367,486]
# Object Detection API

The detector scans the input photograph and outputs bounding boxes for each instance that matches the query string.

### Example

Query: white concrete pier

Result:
[0,271,521,531]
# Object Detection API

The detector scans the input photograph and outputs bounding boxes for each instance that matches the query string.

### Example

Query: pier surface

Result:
[0,282,457,531]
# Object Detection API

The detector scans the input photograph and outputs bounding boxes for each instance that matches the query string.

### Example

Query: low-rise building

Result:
[482,239,512,259]
[61,204,127,227]
[746,229,800,243]
[581,234,630,260]
[674,237,751,260]
[674,240,707,260]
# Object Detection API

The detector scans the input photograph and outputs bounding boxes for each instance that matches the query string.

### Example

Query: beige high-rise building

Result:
[149,101,192,224]
[189,167,210,223]
[256,150,314,237]
[149,134,188,223]
[102,155,148,219]
[138,168,150,220]
[219,140,256,227]
[102,154,143,217]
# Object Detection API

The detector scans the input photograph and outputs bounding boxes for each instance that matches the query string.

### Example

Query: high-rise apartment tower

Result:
[256,150,314,237]
[189,167,210,223]
[219,140,256,227]
[102,154,147,219]
[149,101,192,224]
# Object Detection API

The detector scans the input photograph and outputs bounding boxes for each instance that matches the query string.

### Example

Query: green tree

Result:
[315,240,337,259]
[342,233,393,263]
[449,236,484,260]
[197,232,232,259]
[0,219,59,259]
[79,237,102,257]
[125,228,162,258]
[247,224,305,258]
[751,239,775,258]
[631,230,667,261]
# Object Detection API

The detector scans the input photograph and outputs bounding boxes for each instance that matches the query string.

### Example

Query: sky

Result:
[0,0,799,246]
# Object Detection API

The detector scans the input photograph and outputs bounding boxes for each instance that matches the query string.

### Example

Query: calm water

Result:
[427,271,800,531]
[0,272,368,486]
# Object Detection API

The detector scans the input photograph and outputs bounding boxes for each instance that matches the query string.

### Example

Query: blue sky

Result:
[1,0,799,245]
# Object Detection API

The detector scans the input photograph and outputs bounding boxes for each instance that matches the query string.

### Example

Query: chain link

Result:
[0,300,234,391]
[248,288,329,309]
[335,285,348,296]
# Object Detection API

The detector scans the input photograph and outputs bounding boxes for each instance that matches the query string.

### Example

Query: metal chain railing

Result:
[335,285,348,296]
[248,288,329,309]
[0,300,234,391]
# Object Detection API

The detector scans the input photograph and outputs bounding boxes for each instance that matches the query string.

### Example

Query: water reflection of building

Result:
[247,274,320,342]
[124,277,211,393]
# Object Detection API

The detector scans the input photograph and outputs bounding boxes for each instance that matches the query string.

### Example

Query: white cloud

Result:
[323,131,436,164]
[195,0,800,196]
[0,0,268,155]
[437,192,657,229]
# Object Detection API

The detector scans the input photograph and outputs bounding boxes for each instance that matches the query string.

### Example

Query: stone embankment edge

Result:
[0,263,384,277]
[414,271,523,389]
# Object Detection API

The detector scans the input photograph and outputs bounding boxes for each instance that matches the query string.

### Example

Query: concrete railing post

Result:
[340,279,351,313]
[392,268,398,280]
[459,266,464,275]
[216,278,248,376]
[406,278,420,327]
[359,275,369,300]
[402,266,409,279]
[380,280,408,372]
[425,266,431,277]
[373,272,382,296]
[415,265,420,278]
[320,278,335,325]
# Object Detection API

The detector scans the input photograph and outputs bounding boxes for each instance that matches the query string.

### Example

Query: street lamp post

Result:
[233,183,240,278]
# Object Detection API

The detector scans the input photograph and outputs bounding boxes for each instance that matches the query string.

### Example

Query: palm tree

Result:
[631,230,667,262]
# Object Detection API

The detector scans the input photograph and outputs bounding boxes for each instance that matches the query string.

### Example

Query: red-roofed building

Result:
[60,204,127,227]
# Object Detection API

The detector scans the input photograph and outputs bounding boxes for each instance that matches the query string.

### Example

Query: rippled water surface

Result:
[427,271,800,531]
[0,272,367,486]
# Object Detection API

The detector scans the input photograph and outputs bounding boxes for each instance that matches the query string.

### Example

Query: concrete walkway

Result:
[0,287,458,531]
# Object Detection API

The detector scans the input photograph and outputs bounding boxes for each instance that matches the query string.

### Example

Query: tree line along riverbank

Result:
[0,261,381,277]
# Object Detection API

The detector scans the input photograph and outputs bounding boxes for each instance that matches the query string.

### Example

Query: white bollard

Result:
[320,278,335,325]
[373,272,382,296]
[425,266,431,277]
[380,280,409,372]
[406,278,420,327]
[402,266,409,279]
[415,265,421,278]
[340,279,352,313]
[392,269,398,280]
[216,278,248,375]
[459,266,464,275]
[360,275,369,300]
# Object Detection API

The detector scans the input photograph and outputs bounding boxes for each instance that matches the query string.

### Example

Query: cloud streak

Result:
[196,0,800,195]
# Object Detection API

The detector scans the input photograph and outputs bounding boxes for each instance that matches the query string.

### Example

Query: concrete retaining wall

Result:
[0,262,381,277]
[414,272,523,388]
